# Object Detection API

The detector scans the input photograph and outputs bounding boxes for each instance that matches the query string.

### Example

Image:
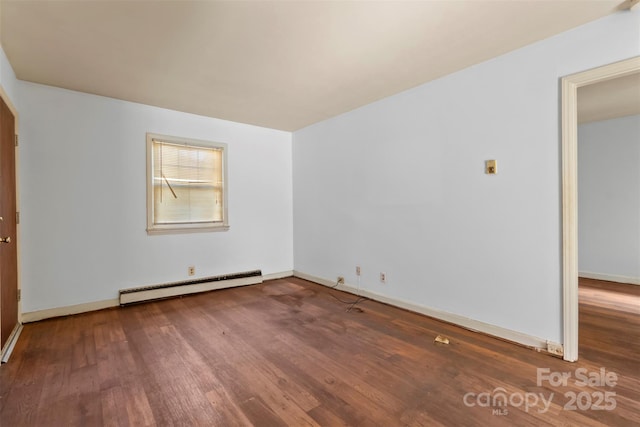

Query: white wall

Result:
[0,46,18,108]
[578,115,640,283]
[17,82,293,312]
[293,11,640,344]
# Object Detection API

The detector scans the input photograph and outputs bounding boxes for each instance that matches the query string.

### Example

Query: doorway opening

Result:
[561,56,640,362]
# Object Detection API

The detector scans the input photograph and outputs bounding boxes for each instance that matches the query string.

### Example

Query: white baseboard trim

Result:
[579,272,639,285]
[1,323,23,363]
[263,270,294,281]
[22,298,120,323]
[293,270,556,353]
[21,270,295,323]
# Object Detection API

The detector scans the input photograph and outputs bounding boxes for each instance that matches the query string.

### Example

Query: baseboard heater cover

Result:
[119,270,262,305]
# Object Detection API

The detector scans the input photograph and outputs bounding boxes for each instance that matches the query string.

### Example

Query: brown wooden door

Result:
[0,95,18,351]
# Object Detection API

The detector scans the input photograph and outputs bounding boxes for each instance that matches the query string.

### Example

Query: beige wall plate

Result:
[485,160,497,174]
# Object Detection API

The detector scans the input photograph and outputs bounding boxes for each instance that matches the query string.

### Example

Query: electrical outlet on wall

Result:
[188,266,196,276]
[356,266,361,276]
[380,272,386,283]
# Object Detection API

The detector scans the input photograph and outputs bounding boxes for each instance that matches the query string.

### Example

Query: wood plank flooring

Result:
[0,277,638,426]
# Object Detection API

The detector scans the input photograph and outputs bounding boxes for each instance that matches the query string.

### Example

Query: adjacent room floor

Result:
[0,277,638,426]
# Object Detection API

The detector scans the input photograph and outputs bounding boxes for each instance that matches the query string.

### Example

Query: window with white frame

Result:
[146,133,228,234]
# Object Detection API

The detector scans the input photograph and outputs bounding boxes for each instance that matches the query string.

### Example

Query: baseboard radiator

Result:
[119,270,262,305]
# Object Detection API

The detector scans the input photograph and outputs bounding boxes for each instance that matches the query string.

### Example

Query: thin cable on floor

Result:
[328,277,366,312]
[346,275,365,312]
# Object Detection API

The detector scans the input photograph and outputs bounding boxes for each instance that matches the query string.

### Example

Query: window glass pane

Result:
[152,140,223,225]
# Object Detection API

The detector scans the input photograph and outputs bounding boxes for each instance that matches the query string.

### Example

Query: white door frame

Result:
[561,56,640,362]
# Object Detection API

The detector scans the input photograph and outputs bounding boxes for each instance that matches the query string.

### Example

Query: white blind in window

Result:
[152,140,223,224]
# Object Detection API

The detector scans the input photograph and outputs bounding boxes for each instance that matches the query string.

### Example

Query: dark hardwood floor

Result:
[0,277,638,426]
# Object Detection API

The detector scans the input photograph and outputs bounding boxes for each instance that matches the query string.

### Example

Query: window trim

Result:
[146,132,229,235]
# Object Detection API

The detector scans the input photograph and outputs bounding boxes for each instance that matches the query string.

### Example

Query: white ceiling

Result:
[578,72,640,123]
[0,0,629,131]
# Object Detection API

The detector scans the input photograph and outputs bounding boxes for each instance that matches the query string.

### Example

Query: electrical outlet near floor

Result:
[356,265,361,276]
[380,272,386,283]
[337,276,345,285]
[188,266,196,276]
